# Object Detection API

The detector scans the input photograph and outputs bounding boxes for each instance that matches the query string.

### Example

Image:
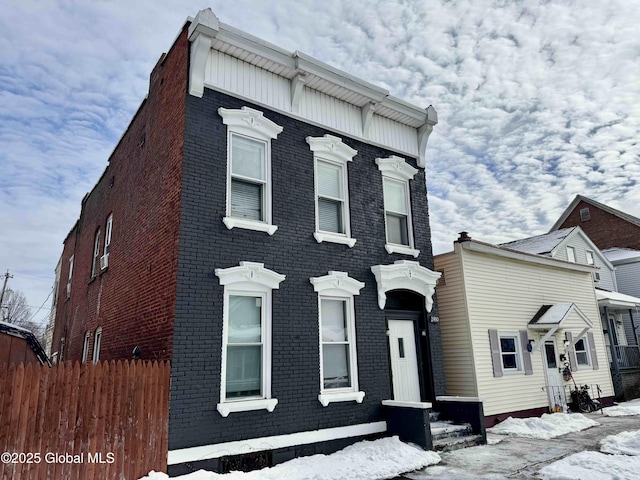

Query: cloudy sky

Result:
[1,0,639,324]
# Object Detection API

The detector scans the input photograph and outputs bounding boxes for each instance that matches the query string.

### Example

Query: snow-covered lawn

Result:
[538,450,640,480]
[602,398,640,417]
[539,430,640,479]
[487,413,599,440]
[140,437,440,480]
[601,430,640,456]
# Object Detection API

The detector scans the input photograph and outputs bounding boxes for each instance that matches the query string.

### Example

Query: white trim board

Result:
[167,421,387,465]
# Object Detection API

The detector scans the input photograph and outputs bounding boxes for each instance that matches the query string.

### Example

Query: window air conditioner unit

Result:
[100,254,109,270]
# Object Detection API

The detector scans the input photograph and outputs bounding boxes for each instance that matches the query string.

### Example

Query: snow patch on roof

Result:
[499,228,575,255]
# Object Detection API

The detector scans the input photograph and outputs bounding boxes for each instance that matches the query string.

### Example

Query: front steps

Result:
[430,413,484,452]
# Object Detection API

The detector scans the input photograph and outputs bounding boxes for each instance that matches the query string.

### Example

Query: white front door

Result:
[388,319,421,402]
[543,339,566,412]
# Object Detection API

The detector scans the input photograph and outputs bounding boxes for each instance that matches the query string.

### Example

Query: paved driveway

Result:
[403,413,640,479]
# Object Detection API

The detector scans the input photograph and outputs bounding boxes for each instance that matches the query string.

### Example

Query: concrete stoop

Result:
[430,418,484,452]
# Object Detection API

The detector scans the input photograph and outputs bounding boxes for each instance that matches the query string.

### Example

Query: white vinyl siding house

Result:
[435,239,615,420]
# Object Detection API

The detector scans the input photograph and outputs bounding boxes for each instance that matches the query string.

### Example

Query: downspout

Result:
[630,308,639,346]
[604,306,620,376]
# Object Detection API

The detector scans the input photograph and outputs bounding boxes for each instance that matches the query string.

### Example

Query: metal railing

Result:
[544,384,603,414]
[607,345,640,369]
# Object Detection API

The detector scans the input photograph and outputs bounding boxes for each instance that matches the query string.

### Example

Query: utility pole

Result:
[0,269,13,311]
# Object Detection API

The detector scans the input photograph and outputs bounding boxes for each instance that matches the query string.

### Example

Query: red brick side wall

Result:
[559,200,640,250]
[52,26,189,362]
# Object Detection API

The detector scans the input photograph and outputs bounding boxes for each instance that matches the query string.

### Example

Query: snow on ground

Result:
[538,450,640,480]
[140,437,441,480]
[487,413,599,440]
[602,398,640,417]
[600,430,640,456]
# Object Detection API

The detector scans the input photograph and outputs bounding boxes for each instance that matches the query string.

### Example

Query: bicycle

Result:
[570,384,601,413]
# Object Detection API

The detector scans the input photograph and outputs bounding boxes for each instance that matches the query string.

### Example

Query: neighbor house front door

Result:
[388,319,421,402]
[544,339,566,411]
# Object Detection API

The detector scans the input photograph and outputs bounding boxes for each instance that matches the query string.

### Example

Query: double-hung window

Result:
[215,262,285,416]
[91,229,101,277]
[376,156,420,257]
[82,332,90,362]
[66,255,74,298]
[499,335,520,371]
[310,271,365,406]
[92,327,102,364]
[219,107,283,235]
[307,135,357,247]
[575,338,590,366]
[566,246,576,263]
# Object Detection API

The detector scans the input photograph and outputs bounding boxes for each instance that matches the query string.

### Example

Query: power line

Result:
[26,287,53,323]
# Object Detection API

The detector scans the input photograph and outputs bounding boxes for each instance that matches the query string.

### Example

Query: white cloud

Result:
[1,0,639,319]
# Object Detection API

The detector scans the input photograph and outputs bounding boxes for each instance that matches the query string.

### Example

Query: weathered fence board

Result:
[0,360,170,480]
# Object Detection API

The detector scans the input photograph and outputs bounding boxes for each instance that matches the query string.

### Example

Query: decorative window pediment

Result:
[215,262,285,291]
[306,134,358,164]
[370,261,440,311]
[376,155,418,182]
[219,107,283,140]
[310,271,365,297]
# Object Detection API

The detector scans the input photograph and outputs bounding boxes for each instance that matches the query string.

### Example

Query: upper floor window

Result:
[376,156,420,257]
[215,262,285,417]
[580,207,590,221]
[219,107,283,235]
[91,229,101,277]
[66,255,74,298]
[307,135,357,247]
[566,246,576,263]
[104,215,113,255]
[586,250,595,265]
[310,271,365,406]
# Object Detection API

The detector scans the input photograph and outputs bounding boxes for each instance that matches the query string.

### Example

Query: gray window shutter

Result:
[566,332,579,372]
[587,332,599,370]
[489,329,503,378]
[519,330,533,375]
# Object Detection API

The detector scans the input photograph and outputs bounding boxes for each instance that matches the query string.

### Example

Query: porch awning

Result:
[527,303,593,354]
[596,289,640,310]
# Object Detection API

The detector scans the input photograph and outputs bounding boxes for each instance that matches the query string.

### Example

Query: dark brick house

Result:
[52,9,453,473]
[550,195,640,250]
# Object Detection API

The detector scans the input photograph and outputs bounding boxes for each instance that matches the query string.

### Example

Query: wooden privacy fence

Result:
[0,360,170,480]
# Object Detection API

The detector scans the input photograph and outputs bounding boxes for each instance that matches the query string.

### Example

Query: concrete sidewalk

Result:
[402,413,640,479]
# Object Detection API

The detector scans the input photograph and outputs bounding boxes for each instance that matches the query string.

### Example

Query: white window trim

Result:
[566,246,576,263]
[376,156,420,258]
[498,332,522,373]
[219,107,283,235]
[574,337,591,367]
[92,327,102,365]
[310,271,365,406]
[81,332,90,363]
[104,215,113,256]
[91,229,101,277]
[307,135,357,247]
[215,262,285,417]
[586,250,595,266]
[66,255,74,299]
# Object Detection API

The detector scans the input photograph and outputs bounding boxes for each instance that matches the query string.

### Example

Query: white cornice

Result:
[370,261,441,311]
[186,8,438,160]
[376,156,418,181]
[306,135,357,164]
[310,271,365,297]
